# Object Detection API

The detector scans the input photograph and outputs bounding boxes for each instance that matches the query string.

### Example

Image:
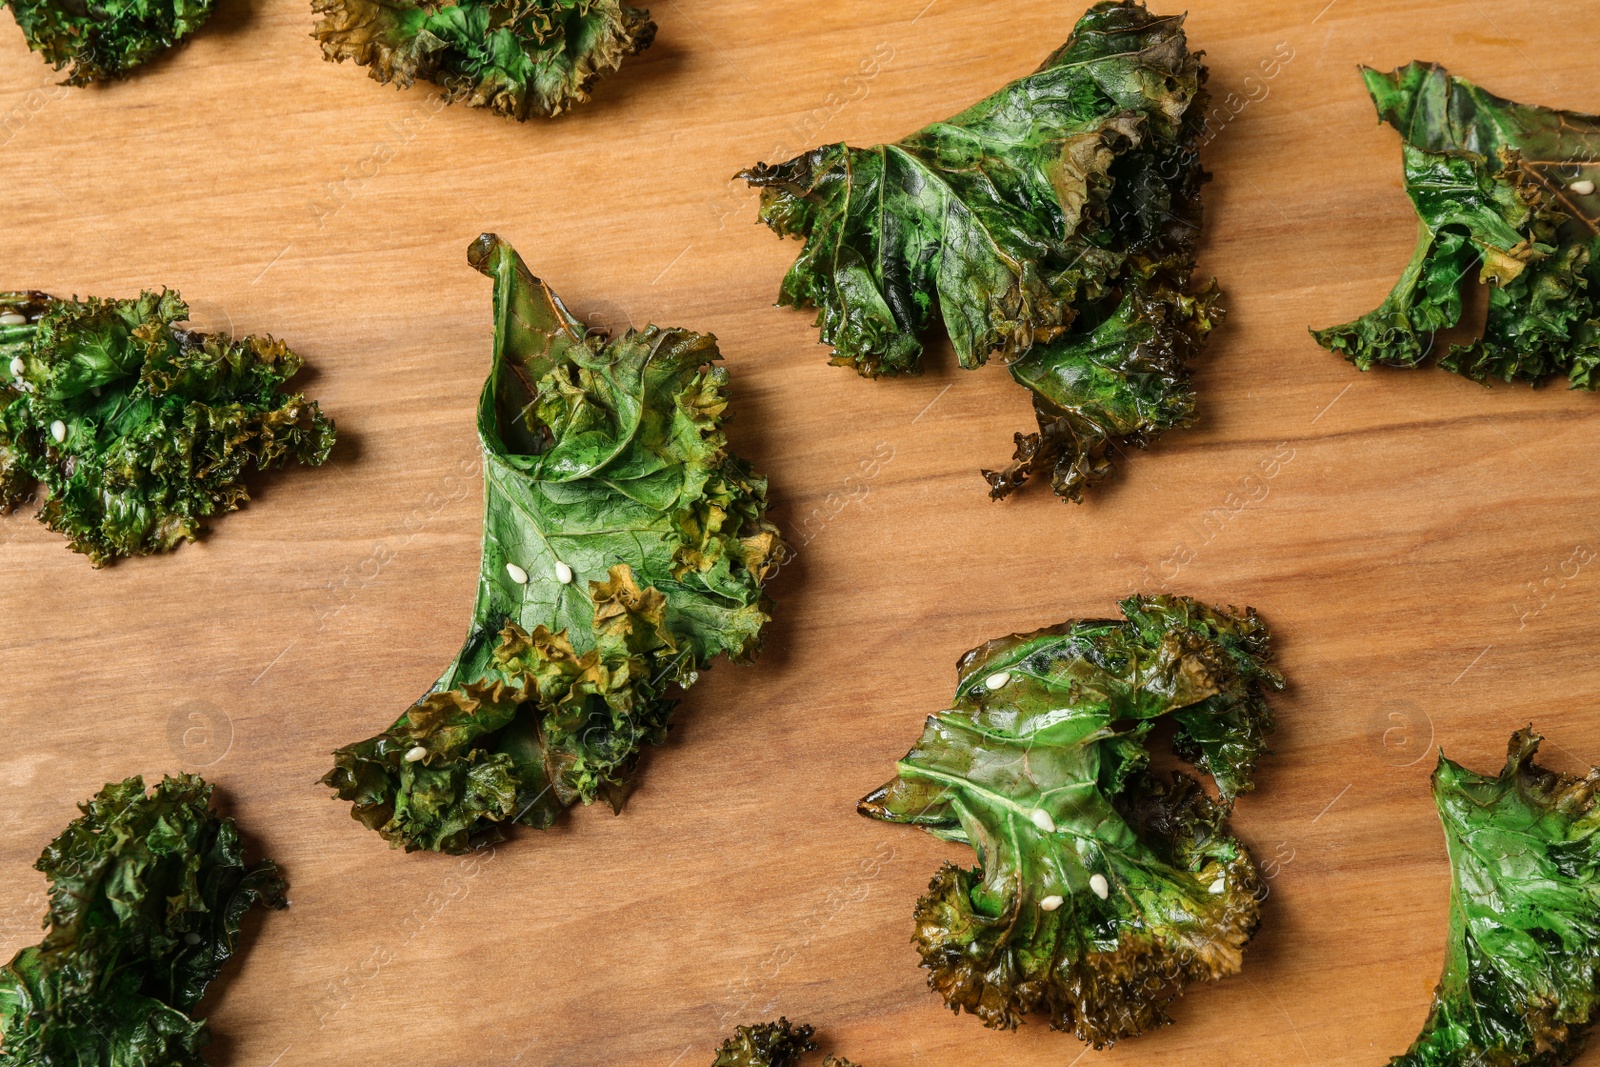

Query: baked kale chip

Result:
[859,596,1282,1046]
[738,0,1218,502]
[311,0,655,120]
[713,1019,858,1067]
[1314,62,1600,387]
[1391,729,1600,1067]
[3,0,214,83]
[0,774,287,1067]
[324,234,784,854]
[0,291,335,566]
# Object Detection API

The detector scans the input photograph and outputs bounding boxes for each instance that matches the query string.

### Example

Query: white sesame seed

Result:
[91,386,101,397]
[1572,179,1596,196]
[1030,809,1056,834]
[49,420,65,443]
[0,312,25,326]
[1089,873,1110,899]
[505,562,529,585]
[1209,877,1226,895]
[8,357,22,378]
[403,745,427,763]
[184,931,202,945]
[1039,895,1064,912]
[984,671,1010,690]
[555,560,574,584]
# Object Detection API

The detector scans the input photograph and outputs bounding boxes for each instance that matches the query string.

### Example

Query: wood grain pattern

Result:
[2,1,1600,1064]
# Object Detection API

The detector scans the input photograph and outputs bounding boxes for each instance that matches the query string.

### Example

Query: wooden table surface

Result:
[2,0,1599,1064]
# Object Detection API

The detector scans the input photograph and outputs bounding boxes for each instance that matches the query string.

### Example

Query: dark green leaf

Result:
[712,1019,815,1067]
[1313,62,1600,388]
[0,774,287,1067]
[738,0,1217,501]
[4,0,214,83]
[710,1019,859,1067]
[310,0,655,120]
[0,290,336,566]
[324,235,785,854]
[859,595,1283,1045]
[1391,729,1600,1067]
[984,265,1217,502]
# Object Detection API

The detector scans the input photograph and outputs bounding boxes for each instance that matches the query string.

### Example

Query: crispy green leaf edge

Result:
[859,595,1283,1046]
[0,774,287,1067]
[323,234,785,854]
[310,0,655,119]
[738,0,1218,502]
[0,290,336,566]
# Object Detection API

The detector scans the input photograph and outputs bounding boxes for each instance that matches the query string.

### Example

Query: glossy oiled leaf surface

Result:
[310,0,654,119]
[1391,729,1600,1067]
[711,1019,860,1067]
[739,0,1218,502]
[0,290,335,566]
[3,0,214,83]
[859,596,1282,1047]
[1314,62,1600,387]
[0,775,287,1067]
[324,235,783,854]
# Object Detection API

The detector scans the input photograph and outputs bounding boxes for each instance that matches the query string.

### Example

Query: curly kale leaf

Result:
[1391,729,1600,1067]
[983,264,1218,502]
[712,1019,858,1067]
[1313,62,1600,388]
[0,774,287,1067]
[859,596,1283,1046]
[4,0,213,83]
[0,290,335,566]
[324,234,784,854]
[311,0,655,119]
[738,0,1216,502]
